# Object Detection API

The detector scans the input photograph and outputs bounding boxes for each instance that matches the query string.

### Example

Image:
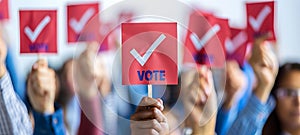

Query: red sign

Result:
[98,22,117,52]
[214,18,231,50]
[184,11,226,68]
[246,1,276,42]
[67,3,100,43]
[0,0,9,20]
[122,23,178,85]
[118,10,134,23]
[226,28,248,66]
[19,10,57,53]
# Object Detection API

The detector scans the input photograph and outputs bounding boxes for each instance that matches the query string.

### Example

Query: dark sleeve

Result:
[32,104,66,135]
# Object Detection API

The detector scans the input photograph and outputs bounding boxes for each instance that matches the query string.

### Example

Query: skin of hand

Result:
[130,97,169,135]
[94,55,111,97]
[75,42,112,99]
[0,27,7,78]
[75,42,101,98]
[181,65,217,134]
[223,60,247,110]
[27,59,56,114]
[249,35,278,103]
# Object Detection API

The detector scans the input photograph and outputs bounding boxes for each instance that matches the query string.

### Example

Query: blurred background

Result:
[1,0,299,87]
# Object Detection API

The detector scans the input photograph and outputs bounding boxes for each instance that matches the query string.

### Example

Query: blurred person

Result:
[180,65,218,135]
[75,41,140,135]
[227,35,278,134]
[27,59,66,135]
[56,59,81,135]
[263,63,300,135]
[0,23,66,135]
[216,60,255,135]
[75,43,105,135]
[0,23,32,134]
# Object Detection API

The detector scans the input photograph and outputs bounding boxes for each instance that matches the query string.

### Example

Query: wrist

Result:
[32,104,55,114]
[0,63,6,78]
[77,82,98,99]
[254,86,272,103]
[184,115,216,135]
[222,97,235,110]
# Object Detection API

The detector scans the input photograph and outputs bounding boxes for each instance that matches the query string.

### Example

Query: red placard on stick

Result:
[122,23,178,85]
[19,10,57,54]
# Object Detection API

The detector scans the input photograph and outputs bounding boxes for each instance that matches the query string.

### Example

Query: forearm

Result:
[227,94,275,134]
[192,115,216,135]
[32,104,66,135]
[222,94,238,110]
[0,70,33,134]
[254,85,272,103]
[185,92,217,135]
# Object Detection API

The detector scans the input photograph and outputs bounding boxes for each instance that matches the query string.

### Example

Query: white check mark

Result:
[225,31,247,54]
[70,8,95,33]
[130,34,166,66]
[190,24,220,51]
[24,16,51,42]
[249,6,271,32]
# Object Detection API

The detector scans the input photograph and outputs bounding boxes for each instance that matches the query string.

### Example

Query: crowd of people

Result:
[0,10,300,135]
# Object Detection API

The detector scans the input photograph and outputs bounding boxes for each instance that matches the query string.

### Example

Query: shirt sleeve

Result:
[32,104,66,135]
[216,104,239,135]
[0,72,33,134]
[227,94,276,135]
[215,62,255,135]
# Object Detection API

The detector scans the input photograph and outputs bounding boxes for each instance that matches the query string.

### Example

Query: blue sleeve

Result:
[5,47,26,101]
[215,62,255,135]
[32,104,66,135]
[227,94,276,135]
[216,105,238,135]
[237,62,255,112]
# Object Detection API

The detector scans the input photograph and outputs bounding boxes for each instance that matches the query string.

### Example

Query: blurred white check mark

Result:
[225,31,247,54]
[130,34,166,66]
[24,16,51,42]
[249,6,271,32]
[190,24,220,51]
[70,8,95,33]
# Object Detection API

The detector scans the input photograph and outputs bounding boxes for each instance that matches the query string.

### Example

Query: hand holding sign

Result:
[130,97,169,135]
[181,65,217,132]
[27,59,56,114]
[223,60,247,110]
[75,42,100,98]
[246,1,276,42]
[19,10,57,53]
[249,37,278,103]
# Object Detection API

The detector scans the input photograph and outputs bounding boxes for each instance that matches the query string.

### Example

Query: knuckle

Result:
[130,114,137,121]
[150,129,158,135]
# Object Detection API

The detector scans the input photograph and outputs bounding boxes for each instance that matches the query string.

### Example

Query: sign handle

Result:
[148,84,152,98]
[37,53,41,60]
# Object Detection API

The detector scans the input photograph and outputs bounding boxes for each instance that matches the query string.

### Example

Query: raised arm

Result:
[0,27,33,134]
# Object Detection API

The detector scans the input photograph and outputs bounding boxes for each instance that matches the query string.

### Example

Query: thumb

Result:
[32,58,48,71]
